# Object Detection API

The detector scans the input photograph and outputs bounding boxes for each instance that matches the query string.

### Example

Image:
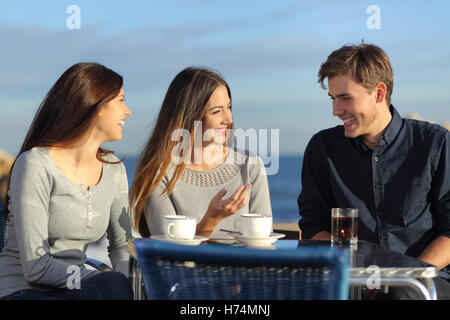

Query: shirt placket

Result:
[85,188,93,234]
[372,144,389,247]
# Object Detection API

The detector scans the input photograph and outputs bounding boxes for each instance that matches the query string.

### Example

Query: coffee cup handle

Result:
[167,222,176,238]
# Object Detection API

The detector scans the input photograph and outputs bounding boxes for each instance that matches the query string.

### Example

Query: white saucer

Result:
[150,234,208,245]
[235,233,285,247]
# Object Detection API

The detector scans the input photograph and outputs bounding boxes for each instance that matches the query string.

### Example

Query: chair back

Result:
[0,203,7,252]
[134,239,350,300]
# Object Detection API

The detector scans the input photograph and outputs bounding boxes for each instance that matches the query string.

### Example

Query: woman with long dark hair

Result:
[131,67,272,238]
[0,63,133,300]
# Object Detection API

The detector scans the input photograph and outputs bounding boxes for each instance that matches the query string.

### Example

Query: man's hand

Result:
[311,231,331,240]
[417,236,450,270]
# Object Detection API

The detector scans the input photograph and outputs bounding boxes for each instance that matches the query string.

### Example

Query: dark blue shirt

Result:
[298,106,450,263]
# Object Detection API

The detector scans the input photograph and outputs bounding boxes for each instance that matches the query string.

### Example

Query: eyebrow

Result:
[328,92,351,98]
[208,101,232,111]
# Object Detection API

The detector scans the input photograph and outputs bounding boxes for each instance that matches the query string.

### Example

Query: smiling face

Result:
[93,88,131,142]
[328,74,391,146]
[202,84,233,145]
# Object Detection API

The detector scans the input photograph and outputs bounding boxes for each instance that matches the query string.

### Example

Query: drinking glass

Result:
[331,208,358,245]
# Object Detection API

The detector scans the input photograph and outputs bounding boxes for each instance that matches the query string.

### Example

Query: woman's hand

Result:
[208,184,252,220]
[196,184,252,237]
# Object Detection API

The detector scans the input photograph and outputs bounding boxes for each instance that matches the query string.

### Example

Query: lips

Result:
[118,120,125,127]
[343,117,356,124]
[214,128,227,135]
[342,116,356,128]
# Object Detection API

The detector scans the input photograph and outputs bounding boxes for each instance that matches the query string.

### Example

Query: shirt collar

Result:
[351,104,402,151]
[379,105,402,146]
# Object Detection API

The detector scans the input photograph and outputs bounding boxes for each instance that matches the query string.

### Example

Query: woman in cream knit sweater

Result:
[130,67,272,239]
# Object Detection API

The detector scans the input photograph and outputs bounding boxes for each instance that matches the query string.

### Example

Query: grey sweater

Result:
[0,147,131,298]
[144,149,272,238]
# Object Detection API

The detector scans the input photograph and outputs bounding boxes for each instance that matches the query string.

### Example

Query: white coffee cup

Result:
[163,215,197,240]
[234,213,272,238]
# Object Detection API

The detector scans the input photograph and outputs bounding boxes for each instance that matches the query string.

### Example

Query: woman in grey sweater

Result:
[0,63,133,300]
[131,67,272,239]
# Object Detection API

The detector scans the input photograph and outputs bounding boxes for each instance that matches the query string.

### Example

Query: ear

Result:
[374,82,387,104]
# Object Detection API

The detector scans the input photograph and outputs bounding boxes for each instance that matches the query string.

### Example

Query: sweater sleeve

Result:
[248,156,273,216]
[107,162,131,276]
[143,176,177,236]
[9,151,95,288]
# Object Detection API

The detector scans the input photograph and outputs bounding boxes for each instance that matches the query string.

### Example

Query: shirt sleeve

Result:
[107,162,132,276]
[248,156,273,216]
[297,134,335,239]
[9,152,96,288]
[143,176,177,236]
[431,130,450,239]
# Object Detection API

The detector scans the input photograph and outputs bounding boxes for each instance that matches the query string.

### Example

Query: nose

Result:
[124,104,131,117]
[332,100,343,117]
[223,107,233,126]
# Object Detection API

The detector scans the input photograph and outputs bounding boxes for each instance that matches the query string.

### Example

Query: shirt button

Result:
[374,157,379,162]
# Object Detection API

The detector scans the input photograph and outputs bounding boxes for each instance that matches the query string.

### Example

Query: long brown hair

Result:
[130,67,233,237]
[3,62,123,219]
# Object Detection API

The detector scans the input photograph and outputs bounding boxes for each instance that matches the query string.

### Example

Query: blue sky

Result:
[1,0,449,157]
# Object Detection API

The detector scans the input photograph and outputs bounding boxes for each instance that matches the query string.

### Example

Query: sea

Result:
[121,155,303,224]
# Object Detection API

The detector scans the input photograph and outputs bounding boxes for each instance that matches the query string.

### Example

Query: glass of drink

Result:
[331,208,358,246]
